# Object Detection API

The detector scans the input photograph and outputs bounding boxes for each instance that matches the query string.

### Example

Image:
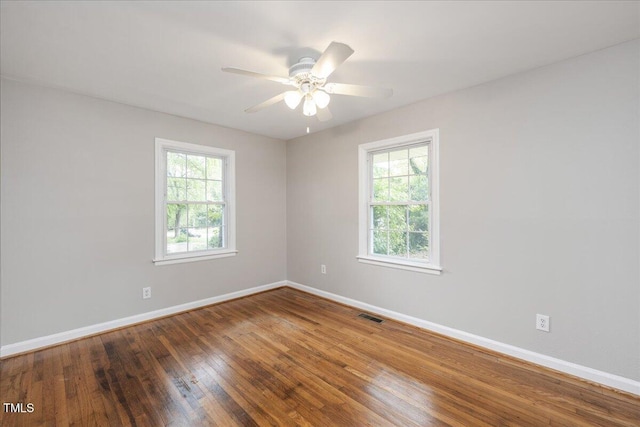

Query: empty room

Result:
[1,1,639,425]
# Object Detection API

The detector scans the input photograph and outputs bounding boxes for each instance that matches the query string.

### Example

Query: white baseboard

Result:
[286,280,640,396]
[3,279,638,396]
[0,280,286,358]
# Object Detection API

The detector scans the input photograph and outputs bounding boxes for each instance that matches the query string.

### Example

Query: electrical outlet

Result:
[142,287,151,299]
[321,264,326,274]
[536,314,550,332]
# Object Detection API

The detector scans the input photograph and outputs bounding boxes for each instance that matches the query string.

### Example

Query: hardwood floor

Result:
[1,287,638,426]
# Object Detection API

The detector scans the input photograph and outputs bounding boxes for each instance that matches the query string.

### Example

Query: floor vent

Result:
[358,313,384,323]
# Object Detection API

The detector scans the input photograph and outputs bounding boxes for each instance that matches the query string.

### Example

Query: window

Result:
[154,138,236,265]
[358,129,441,274]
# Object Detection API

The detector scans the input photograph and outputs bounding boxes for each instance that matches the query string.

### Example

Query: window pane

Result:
[388,231,407,257]
[372,205,388,230]
[167,152,186,177]
[409,232,429,260]
[409,156,428,175]
[207,180,223,201]
[389,176,409,201]
[388,205,407,231]
[409,205,428,232]
[373,178,389,201]
[166,203,186,235]
[207,227,223,249]
[389,149,409,176]
[207,157,223,180]
[167,178,186,201]
[167,207,176,231]
[187,228,206,251]
[187,204,207,228]
[373,230,388,255]
[166,203,187,254]
[186,155,206,179]
[372,152,389,178]
[409,145,428,158]
[207,205,223,227]
[187,179,206,201]
[409,175,428,201]
[167,239,187,254]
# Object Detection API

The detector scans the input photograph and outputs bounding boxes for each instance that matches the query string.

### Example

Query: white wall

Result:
[0,78,287,345]
[287,40,640,381]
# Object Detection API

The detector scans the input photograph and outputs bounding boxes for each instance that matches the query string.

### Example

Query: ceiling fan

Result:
[222,42,393,122]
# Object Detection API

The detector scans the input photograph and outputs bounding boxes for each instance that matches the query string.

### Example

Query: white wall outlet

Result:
[536,314,550,332]
[321,264,326,274]
[142,287,151,299]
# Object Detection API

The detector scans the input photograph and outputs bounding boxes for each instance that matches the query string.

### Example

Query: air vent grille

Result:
[358,313,384,323]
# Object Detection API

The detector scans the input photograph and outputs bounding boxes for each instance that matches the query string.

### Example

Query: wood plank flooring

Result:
[1,287,638,426]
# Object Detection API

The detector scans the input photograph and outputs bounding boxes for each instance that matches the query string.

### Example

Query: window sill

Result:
[356,255,442,275]
[154,250,238,266]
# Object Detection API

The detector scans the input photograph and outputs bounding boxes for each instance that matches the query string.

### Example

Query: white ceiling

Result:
[1,1,638,140]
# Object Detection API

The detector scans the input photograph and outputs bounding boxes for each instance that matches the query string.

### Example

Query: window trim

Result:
[357,129,441,274]
[153,137,237,266]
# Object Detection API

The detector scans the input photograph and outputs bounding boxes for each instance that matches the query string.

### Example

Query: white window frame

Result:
[357,129,441,275]
[153,137,237,266]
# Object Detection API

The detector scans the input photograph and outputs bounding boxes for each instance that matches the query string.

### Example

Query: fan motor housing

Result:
[289,57,327,90]
[288,57,315,78]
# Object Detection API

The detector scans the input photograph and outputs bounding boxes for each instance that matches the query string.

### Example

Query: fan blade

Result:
[324,82,393,98]
[222,67,291,85]
[311,42,354,79]
[245,92,286,113]
[316,106,332,122]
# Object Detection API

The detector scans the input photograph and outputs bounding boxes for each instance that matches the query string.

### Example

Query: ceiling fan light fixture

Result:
[284,91,303,109]
[313,90,330,109]
[223,41,392,122]
[303,96,317,116]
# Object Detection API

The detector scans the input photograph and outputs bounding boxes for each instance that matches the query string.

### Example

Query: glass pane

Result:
[187,179,206,201]
[207,157,223,180]
[372,205,388,230]
[409,232,429,260]
[409,175,428,201]
[373,178,389,201]
[166,203,187,254]
[187,204,207,228]
[372,152,389,178]
[389,176,409,201]
[409,145,428,158]
[207,180,223,201]
[207,205,223,227]
[389,149,409,176]
[167,177,186,201]
[388,205,407,231]
[372,230,388,255]
[167,152,186,178]
[388,231,407,257]
[166,203,186,236]
[409,205,428,232]
[207,227,223,249]
[186,155,206,179]
[167,239,187,254]
[166,208,176,231]
[187,228,206,251]
[409,156,428,175]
